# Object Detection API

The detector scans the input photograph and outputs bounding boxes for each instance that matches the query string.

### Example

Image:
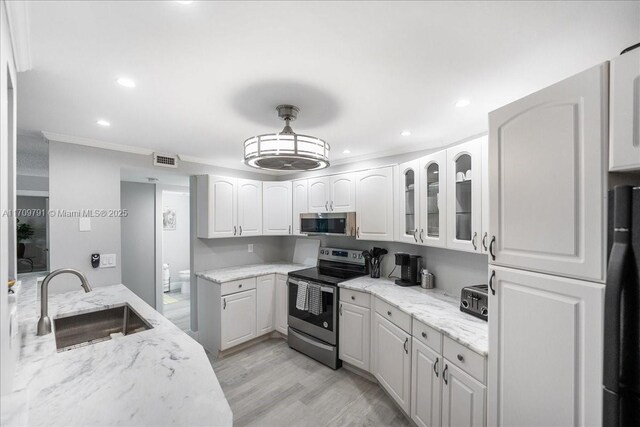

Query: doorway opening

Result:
[16,196,49,273]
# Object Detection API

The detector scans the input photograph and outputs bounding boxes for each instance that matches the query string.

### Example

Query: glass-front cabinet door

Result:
[446,140,482,252]
[397,160,420,243]
[418,151,447,247]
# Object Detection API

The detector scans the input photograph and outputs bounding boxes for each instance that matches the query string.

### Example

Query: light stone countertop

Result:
[195,262,308,284]
[1,273,232,427]
[340,276,488,356]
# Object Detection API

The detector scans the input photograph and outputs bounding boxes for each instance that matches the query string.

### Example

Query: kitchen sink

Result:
[53,303,152,352]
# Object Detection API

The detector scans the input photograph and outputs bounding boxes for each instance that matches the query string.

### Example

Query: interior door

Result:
[356,167,395,241]
[441,360,485,427]
[419,151,447,247]
[411,338,442,427]
[397,160,420,244]
[487,266,604,427]
[263,181,292,235]
[338,301,370,371]
[488,62,608,282]
[308,177,329,213]
[221,289,257,350]
[256,274,275,335]
[329,173,356,212]
[292,179,308,235]
[237,179,262,236]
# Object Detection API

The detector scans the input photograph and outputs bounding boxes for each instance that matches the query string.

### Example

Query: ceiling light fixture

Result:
[243,105,330,171]
[455,99,471,108]
[343,149,351,154]
[401,130,411,136]
[96,119,111,127]
[117,77,136,88]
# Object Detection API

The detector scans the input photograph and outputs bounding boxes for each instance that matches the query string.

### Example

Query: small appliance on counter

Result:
[394,253,422,286]
[459,284,488,320]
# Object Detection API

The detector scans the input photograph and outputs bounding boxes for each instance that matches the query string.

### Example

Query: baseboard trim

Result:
[217,332,286,359]
[342,362,377,384]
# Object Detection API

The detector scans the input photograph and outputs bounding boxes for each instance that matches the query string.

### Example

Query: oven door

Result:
[288,278,337,345]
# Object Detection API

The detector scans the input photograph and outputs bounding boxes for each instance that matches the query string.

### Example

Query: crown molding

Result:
[5,0,32,72]
[42,131,155,156]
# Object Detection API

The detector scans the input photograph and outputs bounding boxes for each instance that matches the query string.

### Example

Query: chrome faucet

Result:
[37,268,93,336]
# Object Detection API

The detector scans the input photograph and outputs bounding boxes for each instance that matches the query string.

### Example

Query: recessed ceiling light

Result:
[343,149,351,154]
[96,119,111,127]
[455,99,471,108]
[401,130,411,137]
[116,77,136,88]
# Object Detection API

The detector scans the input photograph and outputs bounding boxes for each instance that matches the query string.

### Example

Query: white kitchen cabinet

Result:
[356,167,395,241]
[446,139,482,253]
[480,136,490,254]
[372,312,412,413]
[397,160,420,244]
[338,301,370,371]
[488,266,604,427]
[256,274,276,336]
[196,175,237,238]
[411,338,442,427]
[441,359,485,427]
[488,62,608,282]
[237,179,262,236]
[329,173,356,212]
[308,176,330,212]
[263,181,292,235]
[275,274,288,335]
[220,289,257,350]
[609,47,640,172]
[292,179,308,235]
[418,151,447,248]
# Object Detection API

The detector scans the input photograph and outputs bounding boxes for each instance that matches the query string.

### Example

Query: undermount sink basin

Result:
[53,303,152,352]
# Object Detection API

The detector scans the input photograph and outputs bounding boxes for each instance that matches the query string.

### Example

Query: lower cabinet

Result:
[412,338,442,427]
[441,360,486,427]
[372,312,412,413]
[338,301,370,371]
[275,274,288,335]
[256,274,275,335]
[220,289,257,350]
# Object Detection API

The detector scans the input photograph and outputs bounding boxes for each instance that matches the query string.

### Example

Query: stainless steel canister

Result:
[421,269,435,289]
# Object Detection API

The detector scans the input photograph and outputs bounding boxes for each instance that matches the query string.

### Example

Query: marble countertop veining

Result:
[195,262,308,284]
[340,277,488,356]
[1,273,232,427]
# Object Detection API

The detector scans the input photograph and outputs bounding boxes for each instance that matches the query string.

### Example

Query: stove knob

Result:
[352,253,357,258]
[481,307,488,316]
[462,300,469,308]
[358,254,362,259]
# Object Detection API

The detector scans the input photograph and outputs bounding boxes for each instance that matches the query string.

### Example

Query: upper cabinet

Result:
[307,173,356,213]
[446,140,482,253]
[418,151,447,248]
[609,47,640,172]
[397,160,420,244]
[488,62,608,282]
[292,179,308,235]
[263,181,292,236]
[197,175,237,238]
[356,167,394,241]
[237,179,263,236]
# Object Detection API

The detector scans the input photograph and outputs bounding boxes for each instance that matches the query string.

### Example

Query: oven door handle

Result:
[287,278,335,294]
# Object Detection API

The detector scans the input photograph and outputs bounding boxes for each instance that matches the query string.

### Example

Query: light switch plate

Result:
[79,217,91,232]
[99,254,116,268]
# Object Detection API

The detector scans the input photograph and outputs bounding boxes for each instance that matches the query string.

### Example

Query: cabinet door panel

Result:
[221,289,257,350]
[338,301,370,371]
[412,338,441,427]
[237,179,262,236]
[330,173,356,212]
[197,175,237,238]
[275,275,288,335]
[356,167,395,241]
[263,181,292,235]
[292,180,308,235]
[397,160,420,244]
[256,275,275,335]
[489,63,607,282]
[308,177,329,213]
[442,361,485,427]
[488,266,604,427]
[419,151,447,248]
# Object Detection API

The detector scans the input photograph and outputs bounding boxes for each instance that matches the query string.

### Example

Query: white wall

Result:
[162,189,190,281]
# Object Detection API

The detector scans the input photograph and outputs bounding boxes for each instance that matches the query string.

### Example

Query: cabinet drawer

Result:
[412,319,442,353]
[374,297,411,334]
[443,336,486,384]
[221,277,257,296]
[340,289,370,308]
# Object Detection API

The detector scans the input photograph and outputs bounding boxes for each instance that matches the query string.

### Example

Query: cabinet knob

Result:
[421,331,427,339]
[238,284,242,288]
[457,354,464,362]
[351,296,355,300]
[387,310,392,316]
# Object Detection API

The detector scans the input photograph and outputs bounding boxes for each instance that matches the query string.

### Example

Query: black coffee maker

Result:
[394,253,422,286]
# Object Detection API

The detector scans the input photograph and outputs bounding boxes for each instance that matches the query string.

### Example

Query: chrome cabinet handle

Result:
[489,270,496,295]
[325,201,329,211]
[239,226,243,235]
[421,331,427,339]
[351,295,355,300]
[434,357,439,377]
[238,284,242,288]
[413,229,418,242]
[419,229,424,243]
[482,232,488,250]
[330,201,334,211]
[387,310,392,316]
[403,337,408,354]
[356,227,360,238]
[233,226,237,236]
[457,354,464,362]
[489,236,496,261]
[472,232,478,250]
[443,364,449,385]
[288,225,291,234]
[223,298,226,309]
[339,303,342,316]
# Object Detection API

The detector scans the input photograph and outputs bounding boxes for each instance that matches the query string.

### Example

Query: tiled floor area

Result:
[162,282,190,333]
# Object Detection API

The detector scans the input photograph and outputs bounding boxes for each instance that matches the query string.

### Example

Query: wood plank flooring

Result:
[162,285,190,333]
[208,338,411,427]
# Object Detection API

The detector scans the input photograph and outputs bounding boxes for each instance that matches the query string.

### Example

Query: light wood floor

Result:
[208,338,411,427]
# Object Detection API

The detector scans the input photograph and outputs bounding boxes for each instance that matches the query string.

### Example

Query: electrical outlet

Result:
[248,244,254,253]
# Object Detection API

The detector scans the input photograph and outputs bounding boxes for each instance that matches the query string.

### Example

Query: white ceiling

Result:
[17,1,640,172]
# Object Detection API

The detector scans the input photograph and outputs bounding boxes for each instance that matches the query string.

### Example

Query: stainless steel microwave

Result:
[299,212,356,236]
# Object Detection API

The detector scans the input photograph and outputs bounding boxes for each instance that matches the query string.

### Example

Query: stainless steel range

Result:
[287,247,368,369]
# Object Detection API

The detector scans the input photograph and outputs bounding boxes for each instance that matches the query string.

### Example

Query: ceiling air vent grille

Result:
[153,153,178,168]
